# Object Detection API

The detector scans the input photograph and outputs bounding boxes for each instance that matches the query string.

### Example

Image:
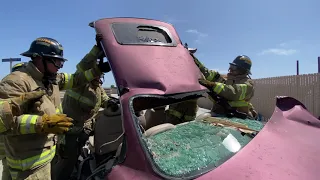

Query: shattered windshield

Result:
[142,115,265,178]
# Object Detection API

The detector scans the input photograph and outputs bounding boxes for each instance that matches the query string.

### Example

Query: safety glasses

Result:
[229,64,238,71]
[46,58,64,69]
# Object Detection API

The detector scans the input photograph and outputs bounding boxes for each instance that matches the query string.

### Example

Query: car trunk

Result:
[91,17,206,96]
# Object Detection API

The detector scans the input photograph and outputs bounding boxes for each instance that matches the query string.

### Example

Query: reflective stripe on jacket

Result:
[209,75,255,117]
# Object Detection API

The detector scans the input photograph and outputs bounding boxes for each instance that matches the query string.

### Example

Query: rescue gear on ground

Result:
[37,114,73,134]
[229,55,252,75]
[0,43,103,179]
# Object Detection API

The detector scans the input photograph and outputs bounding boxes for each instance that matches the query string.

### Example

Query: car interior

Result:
[86,92,265,178]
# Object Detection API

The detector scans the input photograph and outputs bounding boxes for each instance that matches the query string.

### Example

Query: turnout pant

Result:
[52,133,89,180]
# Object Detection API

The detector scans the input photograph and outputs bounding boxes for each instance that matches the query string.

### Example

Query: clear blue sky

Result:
[0,0,319,87]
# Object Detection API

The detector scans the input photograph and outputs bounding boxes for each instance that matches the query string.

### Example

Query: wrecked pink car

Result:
[77,17,320,180]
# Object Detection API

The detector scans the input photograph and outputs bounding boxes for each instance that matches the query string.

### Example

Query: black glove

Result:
[78,130,90,146]
[96,33,106,59]
[199,79,216,89]
[96,33,103,50]
[98,61,111,73]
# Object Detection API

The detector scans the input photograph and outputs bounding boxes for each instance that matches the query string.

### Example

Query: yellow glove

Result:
[36,114,74,134]
[9,90,46,116]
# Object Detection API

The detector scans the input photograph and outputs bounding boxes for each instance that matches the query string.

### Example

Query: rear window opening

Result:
[129,93,266,179]
[111,22,177,46]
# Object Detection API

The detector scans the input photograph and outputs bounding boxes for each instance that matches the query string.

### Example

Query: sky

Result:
[0,0,319,87]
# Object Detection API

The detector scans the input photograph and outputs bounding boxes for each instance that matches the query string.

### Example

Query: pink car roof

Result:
[91,17,206,96]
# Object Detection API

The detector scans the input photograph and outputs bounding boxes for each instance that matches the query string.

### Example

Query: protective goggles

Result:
[45,58,64,69]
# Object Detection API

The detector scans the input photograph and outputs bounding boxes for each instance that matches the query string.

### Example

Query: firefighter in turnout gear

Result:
[0,62,32,180]
[165,48,200,125]
[0,36,108,180]
[53,34,114,180]
[165,99,198,125]
[194,54,258,119]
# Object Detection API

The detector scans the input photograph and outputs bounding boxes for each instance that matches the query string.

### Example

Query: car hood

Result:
[90,17,206,96]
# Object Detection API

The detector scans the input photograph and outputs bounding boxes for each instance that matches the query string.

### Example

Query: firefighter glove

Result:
[95,33,106,59]
[36,114,74,134]
[10,90,46,116]
[96,33,103,49]
[98,62,111,73]
[199,79,216,88]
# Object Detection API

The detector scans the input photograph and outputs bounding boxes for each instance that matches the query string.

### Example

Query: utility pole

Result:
[318,57,320,73]
[2,58,21,73]
[296,60,299,75]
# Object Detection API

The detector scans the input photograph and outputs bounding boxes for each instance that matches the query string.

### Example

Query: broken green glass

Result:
[143,118,265,178]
